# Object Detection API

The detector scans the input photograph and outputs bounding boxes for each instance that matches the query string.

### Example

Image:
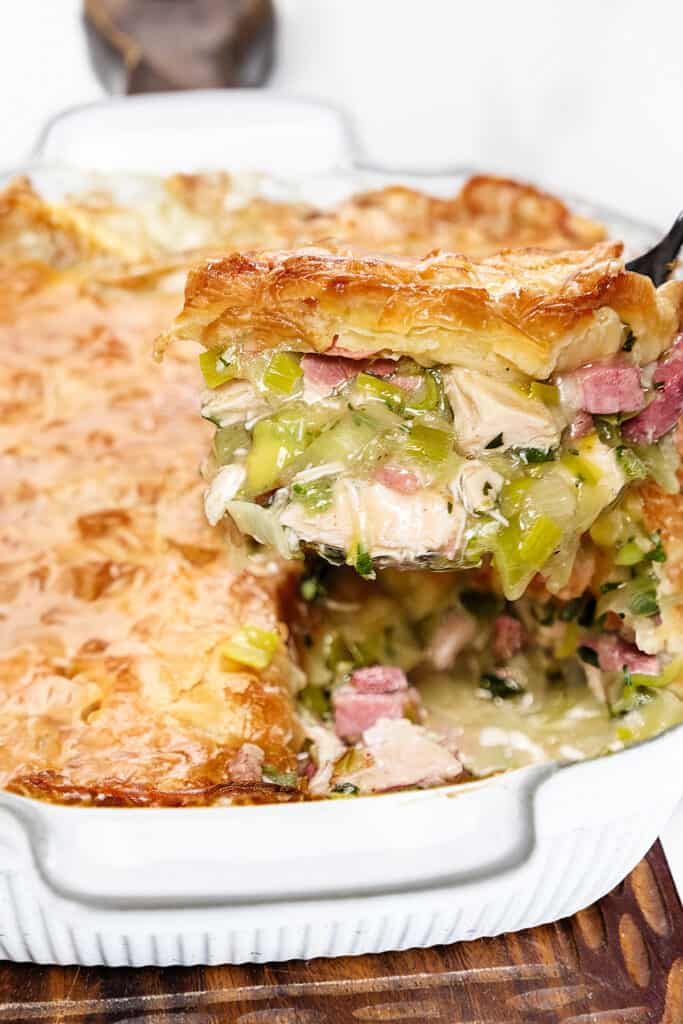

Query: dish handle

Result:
[0,764,557,909]
[31,90,357,176]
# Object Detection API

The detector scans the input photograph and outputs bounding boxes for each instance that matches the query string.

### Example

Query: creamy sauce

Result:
[419,669,683,775]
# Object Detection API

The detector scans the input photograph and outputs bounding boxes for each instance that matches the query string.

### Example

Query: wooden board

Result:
[0,841,680,1024]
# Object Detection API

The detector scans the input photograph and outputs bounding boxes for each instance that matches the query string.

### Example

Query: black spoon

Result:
[626,211,683,285]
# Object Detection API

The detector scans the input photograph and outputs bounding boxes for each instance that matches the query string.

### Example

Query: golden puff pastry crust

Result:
[161,243,683,378]
[0,273,304,807]
[301,174,606,257]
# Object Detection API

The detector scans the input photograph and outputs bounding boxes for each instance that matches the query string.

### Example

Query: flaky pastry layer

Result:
[160,244,683,378]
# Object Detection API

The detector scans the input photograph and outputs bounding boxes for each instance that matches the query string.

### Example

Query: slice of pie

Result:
[160,242,683,600]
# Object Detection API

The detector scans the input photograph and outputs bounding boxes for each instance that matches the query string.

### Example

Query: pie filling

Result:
[287,565,683,794]
[200,334,683,600]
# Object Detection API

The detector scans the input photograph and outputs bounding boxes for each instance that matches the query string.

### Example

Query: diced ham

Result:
[559,363,645,415]
[301,353,397,391]
[583,634,659,676]
[333,668,419,742]
[493,615,527,661]
[374,464,422,494]
[566,410,594,441]
[367,359,398,377]
[229,742,264,783]
[622,336,683,444]
[350,665,408,693]
[427,610,478,670]
[301,354,361,388]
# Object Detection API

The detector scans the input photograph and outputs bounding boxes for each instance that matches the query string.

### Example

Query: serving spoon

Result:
[626,211,683,285]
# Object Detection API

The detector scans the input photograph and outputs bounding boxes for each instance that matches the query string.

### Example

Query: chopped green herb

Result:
[480,672,524,698]
[654,380,666,391]
[600,581,621,594]
[262,765,299,788]
[331,782,360,796]
[645,535,666,563]
[291,478,334,514]
[577,645,600,668]
[352,542,375,579]
[629,589,659,617]
[622,328,636,352]
[594,416,622,447]
[616,446,647,481]
[485,432,504,450]
[517,447,556,464]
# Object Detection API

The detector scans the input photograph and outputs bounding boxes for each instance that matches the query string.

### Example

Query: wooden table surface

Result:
[0,842,680,1024]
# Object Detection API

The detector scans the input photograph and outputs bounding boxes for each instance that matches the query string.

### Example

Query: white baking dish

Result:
[1,91,681,966]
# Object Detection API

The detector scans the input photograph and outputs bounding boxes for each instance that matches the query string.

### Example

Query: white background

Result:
[1,0,682,891]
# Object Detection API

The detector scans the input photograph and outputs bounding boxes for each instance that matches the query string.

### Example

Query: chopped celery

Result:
[631,655,683,689]
[356,372,404,412]
[246,410,310,494]
[262,764,299,788]
[349,541,375,579]
[590,507,628,548]
[519,514,563,565]
[226,500,300,559]
[561,452,602,486]
[296,412,378,472]
[494,513,562,596]
[616,446,647,481]
[530,381,560,406]
[199,349,236,389]
[405,369,448,416]
[291,477,334,513]
[213,424,249,465]
[220,626,281,670]
[500,477,533,518]
[262,352,303,395]
[633,437,681,494]
[405,421,451,462]
[615,539,646,566]
[334,747,367,776]
[463,517,501,564]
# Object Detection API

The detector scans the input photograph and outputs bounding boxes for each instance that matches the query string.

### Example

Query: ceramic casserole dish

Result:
[0,91,680,966]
